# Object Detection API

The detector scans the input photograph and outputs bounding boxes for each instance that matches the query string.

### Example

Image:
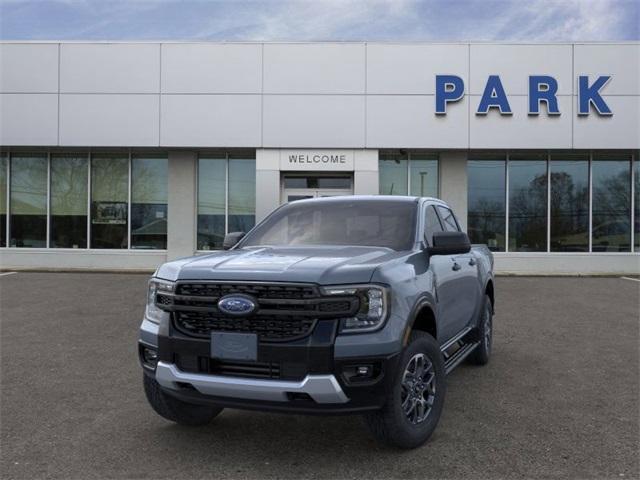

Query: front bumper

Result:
[139,316,400,414]
[156,361,348,403]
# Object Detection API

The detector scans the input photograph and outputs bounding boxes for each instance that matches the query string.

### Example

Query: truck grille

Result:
[161,282,358,342]
[174,311,316,341]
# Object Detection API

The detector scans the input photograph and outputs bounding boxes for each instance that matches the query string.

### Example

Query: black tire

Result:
[364,331,446,449]
[467,294,493,365]
[143,374,223,426]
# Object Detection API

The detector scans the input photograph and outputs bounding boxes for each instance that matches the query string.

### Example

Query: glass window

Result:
[131,155,168,249]
[409,154,438,197]
[635,155,639,251]
[467,158,506,251]
[0,154,7,247]
[592,154,631,252]
[508,154,548,252]
[10,154,47,248]
[50,154,88,248]
[197,156,226,250]
[379,151,408,195]
[549,154,589,252]
[91,154,128,249]
[437,205,460,232]
[241,199,417,251]
[424,205,443,245]
[228,156,256,234]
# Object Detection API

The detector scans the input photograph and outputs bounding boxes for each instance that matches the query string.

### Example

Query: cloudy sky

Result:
[0,0,638,41]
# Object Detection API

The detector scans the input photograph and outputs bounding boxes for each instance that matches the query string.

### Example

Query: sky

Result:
[0,0,638,42]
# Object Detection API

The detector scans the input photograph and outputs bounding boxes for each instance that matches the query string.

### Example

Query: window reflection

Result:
[409,155,438,197]
[10,154,47,247]
[468,158,506,251]
[0,155,6,247]
[550,155,589,252]
[508,155,547,252]
[635,158,639,251]
[228,156,256,233]
[592,155,631,252]
[379,151,408,195]
[91,155,128,249]
[50,154,88,248]
[197,157,226,250]
[131,156,168,249]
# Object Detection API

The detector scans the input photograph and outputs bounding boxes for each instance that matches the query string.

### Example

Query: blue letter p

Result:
[435,75,464,115]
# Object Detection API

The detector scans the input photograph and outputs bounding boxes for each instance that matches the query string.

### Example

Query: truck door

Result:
[435,205,481,336]
[424,204,464,342]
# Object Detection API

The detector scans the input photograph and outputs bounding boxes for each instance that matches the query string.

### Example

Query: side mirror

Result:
[222,231,246,250]
[428,231,471,256]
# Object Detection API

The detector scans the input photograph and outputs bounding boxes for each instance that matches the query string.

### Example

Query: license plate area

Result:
[211,332,258,361]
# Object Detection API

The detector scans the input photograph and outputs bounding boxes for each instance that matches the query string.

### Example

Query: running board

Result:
[444,341,480,374]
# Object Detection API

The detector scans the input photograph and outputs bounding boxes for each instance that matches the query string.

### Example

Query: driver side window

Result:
[436,205,461,232]
[424,205,444,246]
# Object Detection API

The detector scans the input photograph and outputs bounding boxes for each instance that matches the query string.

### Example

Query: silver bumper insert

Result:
[155,361,349,404]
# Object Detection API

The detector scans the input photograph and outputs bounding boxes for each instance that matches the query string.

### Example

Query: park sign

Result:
[435,75,613,116]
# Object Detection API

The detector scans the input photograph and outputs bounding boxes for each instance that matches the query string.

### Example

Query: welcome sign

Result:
[279,150,355,171]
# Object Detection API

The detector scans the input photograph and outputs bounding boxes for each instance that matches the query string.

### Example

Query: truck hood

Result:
[155,246,405,285]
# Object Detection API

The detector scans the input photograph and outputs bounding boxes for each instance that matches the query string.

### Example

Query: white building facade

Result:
[0,41,638,274]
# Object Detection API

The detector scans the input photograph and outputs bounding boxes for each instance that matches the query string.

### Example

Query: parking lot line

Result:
[621,276,640,282]
[0,272,17,277]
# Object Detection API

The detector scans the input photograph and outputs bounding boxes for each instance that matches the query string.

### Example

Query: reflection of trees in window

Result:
[550,160,589,252]
[131,157,168,250]
[467,160,505,251]
[91,156,128,249]
[10,155,47,248]
[592,160,631,252]
[0,155,6,247]
[635,160,639,251]
[50,155,88,248]
[509,161,547,252]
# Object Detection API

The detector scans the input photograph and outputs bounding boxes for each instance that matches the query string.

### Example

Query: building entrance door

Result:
[281,175,353,203]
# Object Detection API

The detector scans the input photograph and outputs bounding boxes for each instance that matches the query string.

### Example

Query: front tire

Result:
[364,331,446,449]
[143,374,223,426]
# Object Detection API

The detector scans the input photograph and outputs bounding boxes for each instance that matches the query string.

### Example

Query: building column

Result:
[354,149,379,194]
[167,150,197,260]
[255,149,281,223]
[438,151,468,232]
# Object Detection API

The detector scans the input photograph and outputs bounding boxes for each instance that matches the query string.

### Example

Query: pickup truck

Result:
[139,196,495,448]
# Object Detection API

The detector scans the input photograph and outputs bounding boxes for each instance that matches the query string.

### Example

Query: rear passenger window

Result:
[436,206,460,232]
[425,205,444,245]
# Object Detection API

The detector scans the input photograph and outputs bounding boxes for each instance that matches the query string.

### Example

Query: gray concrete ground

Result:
[1,273,638,480]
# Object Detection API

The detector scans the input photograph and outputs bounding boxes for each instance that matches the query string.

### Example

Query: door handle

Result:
[468,258,477,266]
[452,262,461,271]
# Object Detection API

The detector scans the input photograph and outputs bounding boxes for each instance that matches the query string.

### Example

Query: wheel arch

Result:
[403,298,438,347]
[484,278,495,312]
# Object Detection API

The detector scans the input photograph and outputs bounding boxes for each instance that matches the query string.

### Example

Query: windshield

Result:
[240,199,417,251]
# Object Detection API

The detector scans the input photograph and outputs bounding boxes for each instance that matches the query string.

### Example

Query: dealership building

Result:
[0,41,638,274]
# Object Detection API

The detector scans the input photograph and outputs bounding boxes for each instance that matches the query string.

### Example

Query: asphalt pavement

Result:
[1,273,638,479]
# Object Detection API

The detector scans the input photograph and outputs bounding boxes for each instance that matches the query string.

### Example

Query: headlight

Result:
[322,285,389,333]
[145,278,174,324]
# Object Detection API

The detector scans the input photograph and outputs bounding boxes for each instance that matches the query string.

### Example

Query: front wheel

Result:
[364,331,446,449]
[143,374,223,426]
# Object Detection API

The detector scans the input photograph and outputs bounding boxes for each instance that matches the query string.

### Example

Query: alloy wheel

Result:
[400,353,436,424]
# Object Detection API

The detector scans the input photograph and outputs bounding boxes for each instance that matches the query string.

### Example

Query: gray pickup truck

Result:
[139,196,494,448]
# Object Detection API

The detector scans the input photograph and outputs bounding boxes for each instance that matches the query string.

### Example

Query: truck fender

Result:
[402,296,438,347]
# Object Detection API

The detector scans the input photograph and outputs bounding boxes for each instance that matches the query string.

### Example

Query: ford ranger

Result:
[139,196,495,448]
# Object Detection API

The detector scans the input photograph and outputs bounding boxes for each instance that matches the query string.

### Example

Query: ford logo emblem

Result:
[217,294,257,316]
